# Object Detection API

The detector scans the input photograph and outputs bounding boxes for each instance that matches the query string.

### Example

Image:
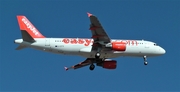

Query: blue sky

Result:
[0,0,180,91]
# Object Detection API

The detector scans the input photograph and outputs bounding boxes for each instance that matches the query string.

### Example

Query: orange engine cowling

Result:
[102,60,117,69]
[112,42,126,51]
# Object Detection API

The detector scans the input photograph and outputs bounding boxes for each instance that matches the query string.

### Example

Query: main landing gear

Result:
[95,47,101,59]
[90,47,101,70]
[95,52,100,59]
[89,64,95,70]
[143,56,148,65]
[89,52,101,71]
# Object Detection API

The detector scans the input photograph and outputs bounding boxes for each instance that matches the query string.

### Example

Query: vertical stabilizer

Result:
[17,16,45,42]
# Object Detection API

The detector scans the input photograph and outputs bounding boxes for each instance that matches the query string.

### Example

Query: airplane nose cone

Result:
[161,48,166,54]
[159,47,166,54]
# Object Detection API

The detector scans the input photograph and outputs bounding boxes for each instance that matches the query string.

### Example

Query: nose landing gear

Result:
[144,61,148,65]
[143,56,148,65]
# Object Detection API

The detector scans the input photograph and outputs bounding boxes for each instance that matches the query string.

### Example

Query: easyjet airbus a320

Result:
[14,12,166,71]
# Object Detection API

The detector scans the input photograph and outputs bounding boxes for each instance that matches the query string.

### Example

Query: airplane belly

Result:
[120,45,157,57]
[59,44,82,55]
[79,47,120,58]
[80,47,92,53]
[27,39,53,53]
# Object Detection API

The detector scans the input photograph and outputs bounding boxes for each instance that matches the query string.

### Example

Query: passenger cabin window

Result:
[55,40,62,42]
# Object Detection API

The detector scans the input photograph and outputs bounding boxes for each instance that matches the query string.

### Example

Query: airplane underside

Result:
[14,13,165,71]
[31,45,158,58]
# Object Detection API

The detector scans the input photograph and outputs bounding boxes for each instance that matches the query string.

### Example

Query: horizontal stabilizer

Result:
[16,45,27,50]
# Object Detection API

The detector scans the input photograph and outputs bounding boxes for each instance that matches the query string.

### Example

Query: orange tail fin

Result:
[17,16,45,38]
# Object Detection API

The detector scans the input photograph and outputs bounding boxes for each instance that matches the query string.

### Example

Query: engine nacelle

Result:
[111,42,126,51]
[97,59,117,69]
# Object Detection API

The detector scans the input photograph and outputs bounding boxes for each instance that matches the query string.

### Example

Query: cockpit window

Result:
[154,43,158,46]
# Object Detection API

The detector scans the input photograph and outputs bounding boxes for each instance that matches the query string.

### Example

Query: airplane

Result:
[14,12,166,71]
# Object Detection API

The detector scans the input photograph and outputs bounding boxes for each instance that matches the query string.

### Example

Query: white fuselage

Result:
[14,38,166,58]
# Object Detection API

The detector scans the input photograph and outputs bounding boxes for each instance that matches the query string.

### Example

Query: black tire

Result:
[144,61,148,65]
[89,64,95,70]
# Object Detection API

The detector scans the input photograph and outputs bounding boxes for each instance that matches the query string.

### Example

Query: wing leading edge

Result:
[65,12,113,71]
[64,58,93,71]
[87,12,111,43]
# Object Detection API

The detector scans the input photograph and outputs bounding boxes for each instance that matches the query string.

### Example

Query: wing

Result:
[88,12,111,44]
[64,58,93,71]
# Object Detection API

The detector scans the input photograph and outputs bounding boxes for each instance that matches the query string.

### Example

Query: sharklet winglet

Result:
[64,67,68,71]
[87,12,93,17]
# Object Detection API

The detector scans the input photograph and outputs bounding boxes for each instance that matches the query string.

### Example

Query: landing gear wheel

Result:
[143,56,148,65]
[144,61,148,65]
[95,52,100,59]
[89,64,95,70]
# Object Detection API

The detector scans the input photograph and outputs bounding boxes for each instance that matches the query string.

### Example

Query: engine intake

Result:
[111,42,126,51]
[105,42,126,51]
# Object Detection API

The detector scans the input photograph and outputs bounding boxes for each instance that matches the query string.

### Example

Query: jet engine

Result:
[97,59,117,69]
[112,42,126,51]
[105,42,126,51]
